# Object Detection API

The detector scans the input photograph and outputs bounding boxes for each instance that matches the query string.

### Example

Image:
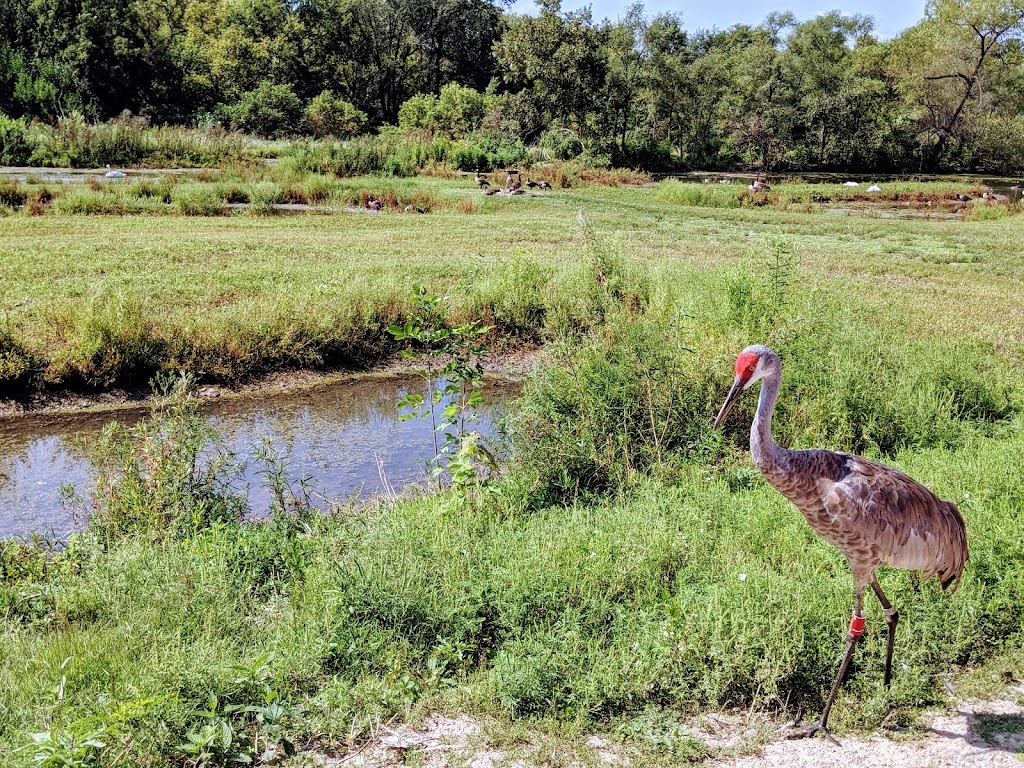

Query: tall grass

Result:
[2,112,251,168]
[2,408,1023,763]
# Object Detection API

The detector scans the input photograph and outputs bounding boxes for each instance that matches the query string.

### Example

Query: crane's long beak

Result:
[713,377,744,430]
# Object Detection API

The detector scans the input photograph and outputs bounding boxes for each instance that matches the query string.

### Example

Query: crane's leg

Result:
[870,580,899,688]
[787,589,865,745]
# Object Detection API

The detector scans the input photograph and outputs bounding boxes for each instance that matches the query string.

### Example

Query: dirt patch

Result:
[306,692,1024,767]
[712,694,1024,767]
[0,346,543,419]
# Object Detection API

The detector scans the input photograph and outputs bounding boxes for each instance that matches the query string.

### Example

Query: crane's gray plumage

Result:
[715,344,968,743]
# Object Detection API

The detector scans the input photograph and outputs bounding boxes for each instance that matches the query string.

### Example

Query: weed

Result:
[60,373,246,543]
[388,286,495,489]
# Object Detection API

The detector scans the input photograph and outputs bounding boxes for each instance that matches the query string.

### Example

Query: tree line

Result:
[2,0,1024,172]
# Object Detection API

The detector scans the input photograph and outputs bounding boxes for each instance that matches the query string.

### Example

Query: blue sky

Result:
[504,0,928,40]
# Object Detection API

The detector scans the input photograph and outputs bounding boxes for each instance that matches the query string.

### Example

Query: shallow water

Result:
[0,376,514,540]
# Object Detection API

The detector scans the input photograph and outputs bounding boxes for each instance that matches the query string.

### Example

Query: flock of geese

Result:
[475,169,551,195]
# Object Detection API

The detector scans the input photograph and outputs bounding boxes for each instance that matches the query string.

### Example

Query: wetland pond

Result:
[0,375,515,540]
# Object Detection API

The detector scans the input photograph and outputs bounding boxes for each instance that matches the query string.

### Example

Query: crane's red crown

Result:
[735,351,760,379]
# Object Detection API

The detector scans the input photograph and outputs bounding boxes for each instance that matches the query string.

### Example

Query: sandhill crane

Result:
[714,345,968,743]
[104,164,125,178]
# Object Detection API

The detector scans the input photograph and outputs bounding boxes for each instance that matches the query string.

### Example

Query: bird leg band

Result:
[848,614,866,637]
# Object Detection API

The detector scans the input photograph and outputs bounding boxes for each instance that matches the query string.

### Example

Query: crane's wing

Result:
[812,451,968,589]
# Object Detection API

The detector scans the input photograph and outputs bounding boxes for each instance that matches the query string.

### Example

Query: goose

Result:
[538,181,552,191]
[749,179,770,192]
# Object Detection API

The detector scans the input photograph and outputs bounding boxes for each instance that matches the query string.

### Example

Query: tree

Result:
[894,0,1024,166]
[494,0,608,142]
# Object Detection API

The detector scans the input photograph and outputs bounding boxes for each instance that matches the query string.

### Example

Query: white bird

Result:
[104,164,126,178]
[843,181,859,187]
[867,184,881,193]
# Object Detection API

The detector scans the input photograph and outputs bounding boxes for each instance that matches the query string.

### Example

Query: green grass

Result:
[2,177,1024,763]
[1,178,1023,390]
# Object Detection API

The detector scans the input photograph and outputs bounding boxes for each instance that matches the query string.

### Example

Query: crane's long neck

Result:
[750,370,786,471]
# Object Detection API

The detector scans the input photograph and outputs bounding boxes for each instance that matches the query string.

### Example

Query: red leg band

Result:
[849,614,866,637]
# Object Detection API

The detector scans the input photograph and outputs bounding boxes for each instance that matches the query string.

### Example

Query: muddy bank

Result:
[0,346,543,419]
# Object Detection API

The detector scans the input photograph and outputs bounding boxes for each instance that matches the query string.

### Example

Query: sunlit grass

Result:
[2,177,1024,764]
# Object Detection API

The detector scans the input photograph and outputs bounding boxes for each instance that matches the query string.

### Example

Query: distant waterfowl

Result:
[525,178,539,190]
[811,193,831,203]
[954,193,972,202]
[475,169,487,187]
[367,196,383,211]
[538,181,552,191]
[482,185,498,195]
[479,181,491,191]
[867,184,881,193]
[843,181,859,187]
[749,179,770,192]
[104,164,126,178]
[982,189,1009,202]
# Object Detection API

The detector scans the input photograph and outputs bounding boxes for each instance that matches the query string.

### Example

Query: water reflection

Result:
[0,376,514,540]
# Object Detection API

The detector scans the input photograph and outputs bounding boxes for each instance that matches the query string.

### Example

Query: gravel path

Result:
[313,692,1024,767]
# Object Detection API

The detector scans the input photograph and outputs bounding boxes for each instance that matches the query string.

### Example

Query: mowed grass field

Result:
[2,178,1024,766]
[0,178,1022,389]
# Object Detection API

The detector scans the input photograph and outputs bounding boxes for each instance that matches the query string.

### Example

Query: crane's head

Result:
[713,344,780,429]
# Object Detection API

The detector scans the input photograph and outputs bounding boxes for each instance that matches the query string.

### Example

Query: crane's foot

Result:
[783,719,842,746]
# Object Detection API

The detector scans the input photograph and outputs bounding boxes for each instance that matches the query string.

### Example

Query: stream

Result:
[0,375,515,540]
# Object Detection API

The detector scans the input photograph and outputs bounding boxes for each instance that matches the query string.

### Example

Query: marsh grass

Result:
[171,185,225,216]
[18,114,250,168]
[657,178,997,211]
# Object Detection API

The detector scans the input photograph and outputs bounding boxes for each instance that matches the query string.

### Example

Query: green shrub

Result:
[0,114,33,165]
[216,81,303,139]
[304,90,368,138]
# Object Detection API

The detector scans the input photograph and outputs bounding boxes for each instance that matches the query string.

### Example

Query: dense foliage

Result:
[3,0,1024,172]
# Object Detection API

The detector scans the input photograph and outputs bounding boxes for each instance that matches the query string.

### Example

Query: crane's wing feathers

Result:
[777,449,968,588]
